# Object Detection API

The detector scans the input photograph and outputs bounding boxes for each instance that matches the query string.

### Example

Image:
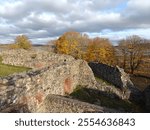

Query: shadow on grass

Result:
[70,87,145,113]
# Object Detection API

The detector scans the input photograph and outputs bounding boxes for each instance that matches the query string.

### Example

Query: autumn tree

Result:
[118,35,144,74]
[55,31,85,58]
[10,35,32,50]
[85,37,116,65]
[55,31,116,65]
[118,39,128,69]
[76,33,91,59]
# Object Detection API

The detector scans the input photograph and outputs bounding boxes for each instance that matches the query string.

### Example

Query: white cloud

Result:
[127,0,150,11]
[0,0,150,44]
[124,0,150,26]
[0,1,27,19]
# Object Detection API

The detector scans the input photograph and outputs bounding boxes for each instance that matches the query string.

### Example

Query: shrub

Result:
[9,44,19,49]
[13,35,32,50]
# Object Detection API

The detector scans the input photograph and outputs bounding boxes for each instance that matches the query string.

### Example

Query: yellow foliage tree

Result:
[85,37,116,65]
[15,35,32,50]
[55,32,116,65]
[10,35,32,50]
[55,32,81,58]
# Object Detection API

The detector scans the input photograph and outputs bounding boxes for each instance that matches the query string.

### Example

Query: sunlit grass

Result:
[0,63,31,77]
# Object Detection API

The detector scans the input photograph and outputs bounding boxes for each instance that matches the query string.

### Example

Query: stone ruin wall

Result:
[0,49,133,90]
[89,62,144,104]
[36,94,119,113]
[0,50,97,112]
[0,49,76,69]
[0,49,145,112]
[89,62,124,88]
[0,62,97,112]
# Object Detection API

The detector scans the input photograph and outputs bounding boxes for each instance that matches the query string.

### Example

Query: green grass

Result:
[95,76,113,86]
[95,77,107,84]
[0,63,31,77]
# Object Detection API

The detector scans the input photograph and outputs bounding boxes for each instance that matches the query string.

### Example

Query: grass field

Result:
[0,63,31,77]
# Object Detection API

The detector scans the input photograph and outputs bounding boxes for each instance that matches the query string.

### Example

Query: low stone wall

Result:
[0,59,97,112]
[36,94,119,113]
[0,94,119,113]
[0,49,75,69]
[89,62,144,104]
[89,62,123,88]
[96,80,131,100]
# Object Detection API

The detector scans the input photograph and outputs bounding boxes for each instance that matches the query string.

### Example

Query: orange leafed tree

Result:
[55,31,116,65]
[55,31,83,58]
[85,37,116,65]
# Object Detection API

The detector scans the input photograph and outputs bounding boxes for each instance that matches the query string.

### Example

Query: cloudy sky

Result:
[0,0,150,44]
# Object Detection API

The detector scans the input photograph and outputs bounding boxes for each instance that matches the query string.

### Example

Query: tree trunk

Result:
[130,66,134,74]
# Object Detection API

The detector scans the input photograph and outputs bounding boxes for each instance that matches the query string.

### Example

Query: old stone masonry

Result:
[0,49,100,112]
[0,49,146,112]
